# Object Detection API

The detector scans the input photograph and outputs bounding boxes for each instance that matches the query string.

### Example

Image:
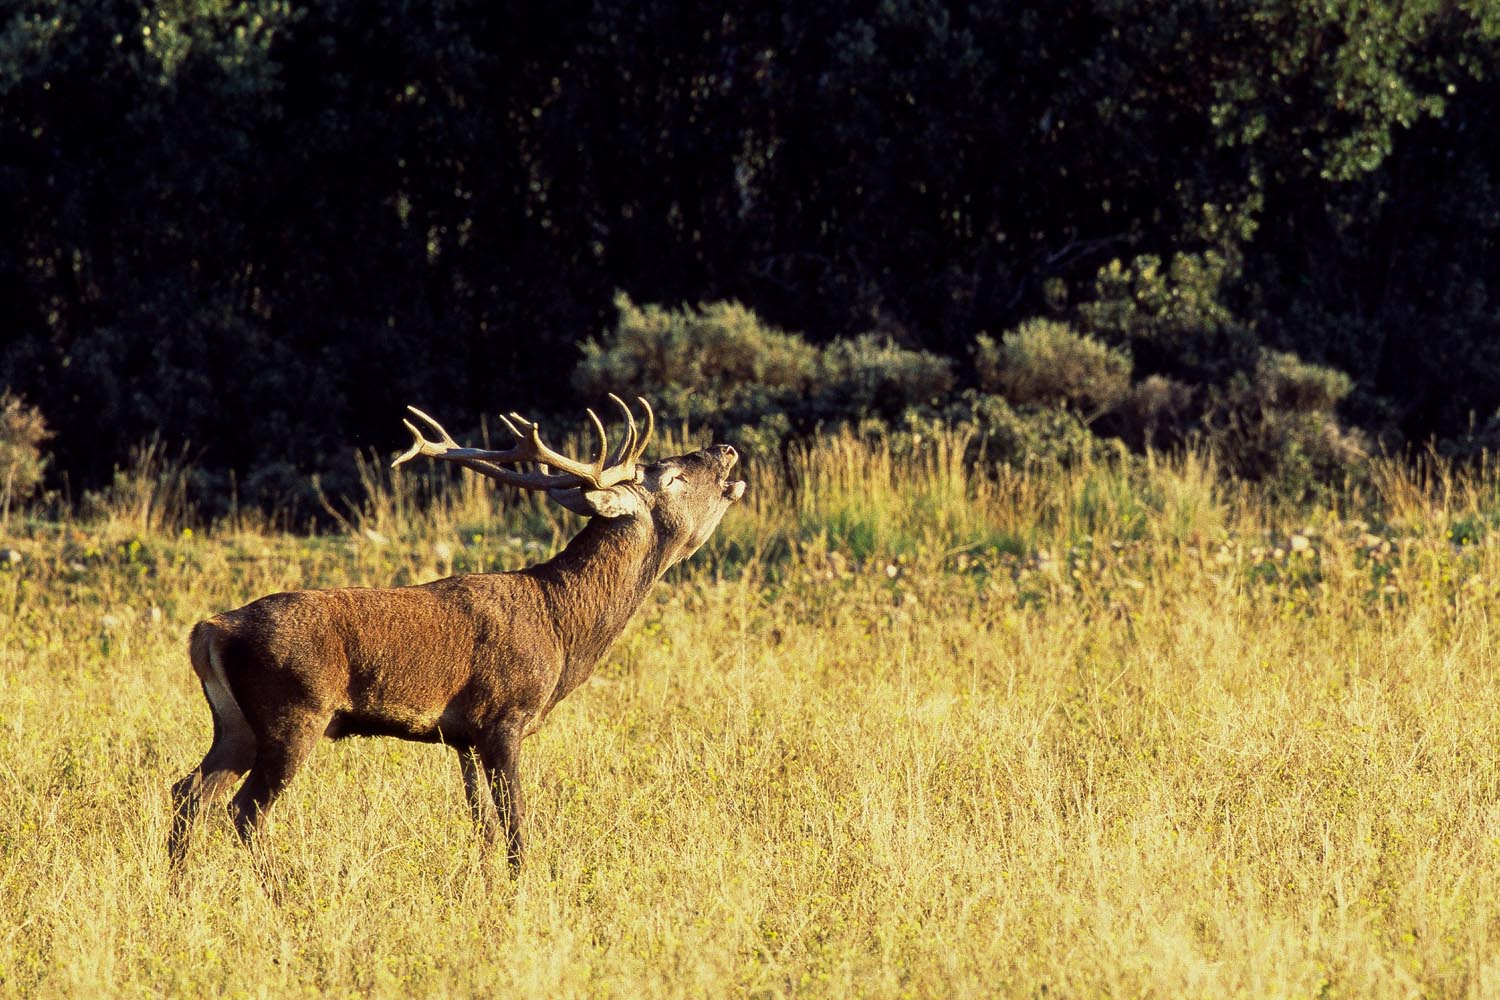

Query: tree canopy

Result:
[3,0,1497,509]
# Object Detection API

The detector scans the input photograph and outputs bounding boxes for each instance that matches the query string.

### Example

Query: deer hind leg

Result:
[457,745,500,844]
[169,679,257,866]
[475,730,525,873]
[230,711,326,847]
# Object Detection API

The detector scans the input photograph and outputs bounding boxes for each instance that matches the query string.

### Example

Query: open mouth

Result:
[712,445,744,500]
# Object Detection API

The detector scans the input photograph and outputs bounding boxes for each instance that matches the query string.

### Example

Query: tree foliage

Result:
[1,0,1496,510]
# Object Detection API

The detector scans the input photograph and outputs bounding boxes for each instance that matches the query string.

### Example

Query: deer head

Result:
[394,394,746,567]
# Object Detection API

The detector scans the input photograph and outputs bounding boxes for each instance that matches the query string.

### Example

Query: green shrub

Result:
[0,390,51,516]
[574,294,819,422]
[815,334,955,416]
[1202,352,1367,495]
[975,319,1132,414]
[574,294,954,453]
[1252,350,1354,414]
[932,391,1105,469]
[1119,374,1195,446]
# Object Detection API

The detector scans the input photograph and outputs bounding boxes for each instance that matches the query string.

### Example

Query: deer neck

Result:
[530,515,668,687]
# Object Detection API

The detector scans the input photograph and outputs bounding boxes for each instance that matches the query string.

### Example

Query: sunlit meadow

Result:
[3,431,1500,997]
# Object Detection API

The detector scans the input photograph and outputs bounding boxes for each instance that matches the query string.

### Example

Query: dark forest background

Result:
[2,0,1498,515]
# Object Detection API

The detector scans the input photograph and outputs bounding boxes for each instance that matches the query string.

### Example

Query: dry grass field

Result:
[3,431,1500,997]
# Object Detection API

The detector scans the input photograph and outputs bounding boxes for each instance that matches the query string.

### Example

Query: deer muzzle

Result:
[711,445,747,501]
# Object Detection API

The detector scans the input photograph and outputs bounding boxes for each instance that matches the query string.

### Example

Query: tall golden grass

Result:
[3,431,1500,997]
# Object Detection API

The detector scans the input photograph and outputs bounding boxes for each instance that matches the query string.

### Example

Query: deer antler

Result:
[393,396,655,492]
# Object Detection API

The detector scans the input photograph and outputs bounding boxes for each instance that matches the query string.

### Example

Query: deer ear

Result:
[546,486,644,519]
[579,486,646,519]
[546,488,596,516]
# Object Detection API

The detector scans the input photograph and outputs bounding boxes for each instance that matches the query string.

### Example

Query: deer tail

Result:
[189,619,253,742]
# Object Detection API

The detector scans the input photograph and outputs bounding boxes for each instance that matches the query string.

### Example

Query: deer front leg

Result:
[475,729,525,872]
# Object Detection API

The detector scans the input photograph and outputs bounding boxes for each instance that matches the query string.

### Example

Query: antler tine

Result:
[630,396,655,465]
[604,393,637,468]
[393,406,461,468]
[583,407,611,474]
[494,411,526,446]
[503,411,559,472]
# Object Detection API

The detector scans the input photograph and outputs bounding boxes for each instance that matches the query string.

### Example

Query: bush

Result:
[975,319,1132,414]
[932,391,1105,470]
[574,294,820,421]
[574,294,954,454]
[815,334,956,417]
[1118,374,1195,449]
[1252,350,1354,414]
[0,390,51,516]
[1201,351,1368,494]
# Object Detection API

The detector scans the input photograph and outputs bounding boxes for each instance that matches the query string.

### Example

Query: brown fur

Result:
[169,444,744,871]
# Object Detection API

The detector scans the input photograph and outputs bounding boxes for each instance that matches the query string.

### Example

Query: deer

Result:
[168,395,746,871]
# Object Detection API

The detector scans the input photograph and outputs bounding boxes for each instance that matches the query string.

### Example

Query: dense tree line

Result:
[2,0,1497,510]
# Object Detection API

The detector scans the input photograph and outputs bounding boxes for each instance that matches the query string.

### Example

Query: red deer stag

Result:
[169,396,745,870]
